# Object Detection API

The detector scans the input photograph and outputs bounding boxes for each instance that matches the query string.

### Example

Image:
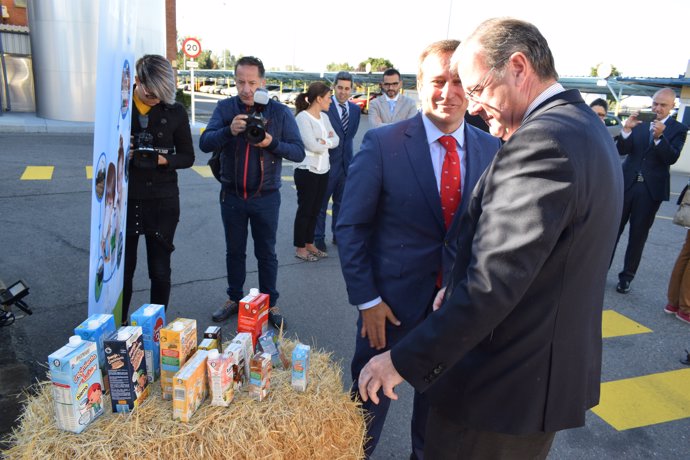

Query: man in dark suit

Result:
[613,87,687,294]
[314,71,361,253]
[357,18,624,458]
[336,40,501,459]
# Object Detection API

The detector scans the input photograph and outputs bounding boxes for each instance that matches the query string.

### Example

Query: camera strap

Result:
[235,143,265,200]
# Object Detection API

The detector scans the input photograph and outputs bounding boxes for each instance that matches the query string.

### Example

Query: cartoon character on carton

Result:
[87,383,103,413]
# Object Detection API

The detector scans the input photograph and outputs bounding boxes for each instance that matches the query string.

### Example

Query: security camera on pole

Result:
[182,37,202,125]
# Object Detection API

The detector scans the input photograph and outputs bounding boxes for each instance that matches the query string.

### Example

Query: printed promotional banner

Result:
[88,0,136,323]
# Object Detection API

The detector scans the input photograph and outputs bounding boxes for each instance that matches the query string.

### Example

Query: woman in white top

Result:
[293,82,340,261]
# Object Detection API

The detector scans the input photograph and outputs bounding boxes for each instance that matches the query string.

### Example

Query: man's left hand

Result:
[254,132,273,148]
[651,120,666,140]
[358,350,404,404]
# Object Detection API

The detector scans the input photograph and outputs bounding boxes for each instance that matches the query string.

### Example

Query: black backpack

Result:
[207,149,222,182]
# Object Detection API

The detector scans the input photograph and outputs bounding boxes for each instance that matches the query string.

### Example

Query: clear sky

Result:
[176,0,690,78]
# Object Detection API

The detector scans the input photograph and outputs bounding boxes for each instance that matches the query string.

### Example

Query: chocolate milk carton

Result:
[223,342,246,391]
[237,288,269,347]
[291,343,311,392]
[130,303,166,383]
[159,318,197,400]
[173,350,208,422]
[203,326,222,352]
[249,352,272,401]
[48,336,105,433]
[207,348,234,406]
[74,313,116,393]
[104,326,149,413]
[231,332,254,383]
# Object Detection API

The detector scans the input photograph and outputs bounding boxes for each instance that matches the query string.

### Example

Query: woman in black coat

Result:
[122,54,194,324]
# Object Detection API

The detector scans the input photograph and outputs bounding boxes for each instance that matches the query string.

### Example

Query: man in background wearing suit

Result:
[336,40,501,459]
[613,87,687,294]
[358,18,623,459]
[368,68,418,129]
[314,71,361,253]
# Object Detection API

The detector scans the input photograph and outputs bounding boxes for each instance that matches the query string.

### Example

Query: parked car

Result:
[279,88,300,105]
[604,113,622,138]
[220,85,238,97]
[350,92,380,114]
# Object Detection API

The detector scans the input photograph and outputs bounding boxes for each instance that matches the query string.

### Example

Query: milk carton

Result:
[198,337,219,351]
[237,288,269,347]
[223,342,246,391]
[173,350,209,422]
[160,318,197,400]
[203,326,222,352]
[207,348,234,406]
[130,303,166,383]
[48,336,105,433]
[258,330,288,370]
[231,332,254,382]
[104,326,149,413]
[73,313,116,392]
[291,343,311,392]
[249,352,272,401]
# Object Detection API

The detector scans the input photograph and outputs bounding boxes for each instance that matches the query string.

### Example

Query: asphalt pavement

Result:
[0,111,689,459]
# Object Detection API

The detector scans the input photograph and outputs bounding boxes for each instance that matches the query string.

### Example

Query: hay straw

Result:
[4,341,366,460]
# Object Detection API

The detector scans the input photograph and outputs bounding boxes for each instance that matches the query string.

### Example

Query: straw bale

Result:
[4,341,366,460]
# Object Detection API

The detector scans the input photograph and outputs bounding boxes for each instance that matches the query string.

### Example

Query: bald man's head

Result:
[652,88,676,120]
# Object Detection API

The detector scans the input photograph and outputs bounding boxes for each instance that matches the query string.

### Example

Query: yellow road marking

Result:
[191,165,214,178]
[85,166,93,179]
[20,166,54,180]
[592,368,690,430]
[282,175,294,181]
[602,310,652,338]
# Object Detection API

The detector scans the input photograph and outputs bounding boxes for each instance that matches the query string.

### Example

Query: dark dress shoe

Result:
[314,239,327,252]
[212,299,239,322]
[616,280,631,294]
[268,310,287,331]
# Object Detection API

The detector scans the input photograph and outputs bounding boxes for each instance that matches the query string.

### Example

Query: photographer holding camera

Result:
[122,54,195,325]
[199,56,305,330]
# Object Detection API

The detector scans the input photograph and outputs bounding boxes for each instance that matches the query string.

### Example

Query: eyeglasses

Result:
[465,60,506,101]
[382,82,401,88]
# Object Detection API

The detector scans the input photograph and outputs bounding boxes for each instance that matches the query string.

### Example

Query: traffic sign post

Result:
[182,38,202,125]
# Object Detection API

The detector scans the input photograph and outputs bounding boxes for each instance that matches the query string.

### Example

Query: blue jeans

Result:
[220,189,280,306]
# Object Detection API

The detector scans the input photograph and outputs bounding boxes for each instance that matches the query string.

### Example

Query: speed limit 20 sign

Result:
[182,38,202,58]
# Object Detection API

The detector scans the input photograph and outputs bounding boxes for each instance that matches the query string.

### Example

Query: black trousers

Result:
[424,406,555,460]
[122,197,179,322]
[293,168,329,247]
[614,181,662,282]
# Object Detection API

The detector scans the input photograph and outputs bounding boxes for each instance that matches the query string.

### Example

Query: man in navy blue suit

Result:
[336,40,501,459]
[613,87,688,294]
[314,71,361,253]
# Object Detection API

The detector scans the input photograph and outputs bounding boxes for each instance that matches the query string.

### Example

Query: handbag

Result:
[673,183,690,227]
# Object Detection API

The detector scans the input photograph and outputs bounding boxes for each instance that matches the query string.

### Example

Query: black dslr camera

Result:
[245,89,269,144]
[132,131,158,169]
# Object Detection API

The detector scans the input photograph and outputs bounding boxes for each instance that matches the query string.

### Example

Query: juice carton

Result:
[291,343,311,392]
[207,348,234,406]
[203,326,222,352]
[249,352,272,401]
[258,330,289,370]
[231,332,254,382]
[198,337,219,351]
[173,350,209,422]
[237,288,269,347]
[223,342,246,391]
[73,313,116,392]
[104,326,149,413]
[48,336,105,433]
[159,318,197,400]
[130,303,166,383]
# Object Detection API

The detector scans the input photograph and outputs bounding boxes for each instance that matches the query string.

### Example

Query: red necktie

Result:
[439,135,462,229]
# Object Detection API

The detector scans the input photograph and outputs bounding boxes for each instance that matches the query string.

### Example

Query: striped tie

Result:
[340,103,349,133]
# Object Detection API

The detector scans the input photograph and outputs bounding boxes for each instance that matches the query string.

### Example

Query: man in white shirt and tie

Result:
[368,68,418,129]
